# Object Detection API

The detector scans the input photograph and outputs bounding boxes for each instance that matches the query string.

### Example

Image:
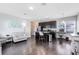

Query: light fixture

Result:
[28,6,34,10]
[41,3,47,6]
[24,13,27,15]
[22,22,26,27]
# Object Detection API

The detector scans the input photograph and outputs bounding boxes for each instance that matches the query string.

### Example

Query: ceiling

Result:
[0,3,79,21]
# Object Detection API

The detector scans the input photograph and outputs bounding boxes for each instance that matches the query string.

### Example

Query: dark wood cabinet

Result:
[39,21,56,31]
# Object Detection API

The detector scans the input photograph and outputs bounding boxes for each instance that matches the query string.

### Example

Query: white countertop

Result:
[70,34,79,37]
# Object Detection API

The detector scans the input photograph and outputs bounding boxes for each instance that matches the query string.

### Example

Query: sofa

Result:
[0,34,13,55]
[12,32,27,42]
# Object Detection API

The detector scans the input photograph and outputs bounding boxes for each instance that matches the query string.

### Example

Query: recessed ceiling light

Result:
[28,6,34,10]
[24,13,27,15]
[41,3,47,6]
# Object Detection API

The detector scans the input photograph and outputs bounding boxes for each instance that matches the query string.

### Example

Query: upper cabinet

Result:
[39,21,57,28]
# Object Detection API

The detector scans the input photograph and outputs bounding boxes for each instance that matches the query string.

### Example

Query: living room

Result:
[0,3,79,55]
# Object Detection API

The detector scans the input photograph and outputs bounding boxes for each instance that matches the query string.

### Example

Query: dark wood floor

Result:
[2,37,73,55]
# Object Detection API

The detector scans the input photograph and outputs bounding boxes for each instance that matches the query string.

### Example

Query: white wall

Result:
[77,14,79,33]
[0,13,31,37]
